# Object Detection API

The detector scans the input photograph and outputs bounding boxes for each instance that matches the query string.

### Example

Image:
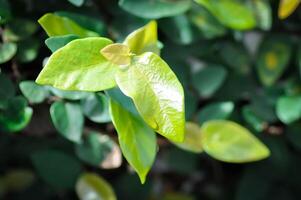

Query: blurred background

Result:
[0,0,301,199]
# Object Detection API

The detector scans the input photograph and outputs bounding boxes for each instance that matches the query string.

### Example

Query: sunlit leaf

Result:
[101,43,132,66]
[278,0,300,19]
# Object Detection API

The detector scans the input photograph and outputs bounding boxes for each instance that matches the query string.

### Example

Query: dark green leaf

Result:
[0,0,11,24]
[16,39,40,63]
[197,102,234,124]
[19,81,49,104]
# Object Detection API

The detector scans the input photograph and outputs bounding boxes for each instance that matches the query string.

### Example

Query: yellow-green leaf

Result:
[278,0,300,19]
[36,37,118,91]
[101,43,132,66]
[201,120,270,163]
[123,21,159,55]
[115,52,185,142]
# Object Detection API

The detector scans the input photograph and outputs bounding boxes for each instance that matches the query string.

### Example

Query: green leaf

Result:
[197,102,234,124]
[0,42,17,64]
[119,0,191,19]
[101,43,132,66]
[115,52,185,142]
[251,0,272,30]
[38,13,98,37]
[201,120,270,163]
[173,122,203,153]
[16,38,40,63]
[192,64,227,97]
[75,132,122,169]
[19,81,49,104]
[0,96,33,133]
[123,21,159,55]
[276,95,301,124]
[0,0,11,24]
[36,37,118,91]
[278,0,301,19]
[0,73,15,108]
[45,34,80,52]
[109,99,157,183]
[81,93,111,123]
[256,35,292,86]
[242,106,266,132]
[67,0,84,6]
[48,87,90,100]
[195,0,256,30]
[50,101,84,143]
[76,173,116,200]
[31,150,82,189]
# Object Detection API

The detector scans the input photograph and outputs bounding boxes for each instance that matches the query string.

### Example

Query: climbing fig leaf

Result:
[109,99,156,183]
[278,0,300,19]
[38,13,98,37]
[123,21,159,55]
[115,52,185,142]
[100,43,132,66]
[36,37,118,91]
[201,120,270,163]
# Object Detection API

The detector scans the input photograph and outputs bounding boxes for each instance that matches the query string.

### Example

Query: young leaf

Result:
[119,0,191,19]
[278,0,300,19]
[201,120,270,163]
[0,42,17,64]
[195,0,256,30]
[101,43,132,66]
[115,52,185,142]
[36,37,118,92]
[123,21,159,55]
[45,34,80,52]
[173,122,203,153]
[276,95,301,124]
[76,173,116,200]
[50,101,84,143]
[19,81,49,104]
[38,13,98,37]
[109,99,156,183]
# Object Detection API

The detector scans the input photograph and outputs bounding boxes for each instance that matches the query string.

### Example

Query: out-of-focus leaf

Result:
[0,42,17,64]
[242,106,267,132]
[197,102,234,124]
[75,132,122,169]
[36,37,118,92]
[251,0,272,30]
[50,101,84,143]
[115,52,185,142]
[38,13,98,37]
[19,81,49,104]
[109,99,157,183]
[185,89,197,120]
[0,96,33,133]
[67,0,84,6]
[256,35,292,86]
[4,169,35,192]
[195,0,256,30]
[31,150,82,189]
[119,0,191,19]
[2,19,38,42]
[81,93,111,123]
[278,0,300,19]
[173,122,203,153]
[45,34,80,52]
[76,173,116,200]
[276,95,301,124]
[16,39,39,63]
[162,192,195,200]
[48,87,90,100]
[123,21,159,55]
[201,120,270,163]
[0,0,11,24]
[192,64,227,98]
[188,4,226,39]
[101,43,132,66]
[0,73,15,108]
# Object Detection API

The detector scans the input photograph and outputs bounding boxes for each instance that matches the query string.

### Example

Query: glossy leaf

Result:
[197,102,234,124]
[278,0,300,19]
[81,93,111,123]
[173,122,203,153]
[19,81,49,104]
[76,173,116,200]
[0,42,17,64]
[115,52,185,142]
[276,95,301,124]
[36,37,118,91]
[45,34,80,52]
[67,0,84,6]
[195,0,256,30]
[38,13,98,37]
[119,0,191,19]
[201,120,270,163]
[123,21,159,55]
[256,35,292,86]
[50,101,84,143]
[109,99,157,183]
[101,43,132,66]
[192,64,227,97]
[31,150,82,189]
